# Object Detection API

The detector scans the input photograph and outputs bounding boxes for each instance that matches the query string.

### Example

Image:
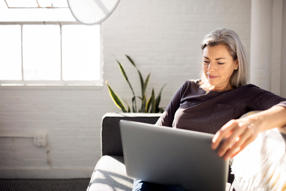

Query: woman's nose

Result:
[208,62,217,72]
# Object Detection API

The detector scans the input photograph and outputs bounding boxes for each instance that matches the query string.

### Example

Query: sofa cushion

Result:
[87,155,133,191]
[101,113,161,156]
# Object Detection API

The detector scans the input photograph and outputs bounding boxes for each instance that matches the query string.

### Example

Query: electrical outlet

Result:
[33,134,47,147]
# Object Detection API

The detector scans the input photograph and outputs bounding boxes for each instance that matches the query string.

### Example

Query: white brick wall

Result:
[0,0,251,178]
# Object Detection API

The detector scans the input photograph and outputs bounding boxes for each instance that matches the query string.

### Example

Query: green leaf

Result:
[125,54,136,67]
[106,82,127,112]
[116,60,136,96]
[146,89,156,113]
[132,96,137,112]
[140,73,150,112]
[143,73,151,94]
[126,55,145,100]
[138,71,145,98]
[155,97,161,113]
[146,91,154,113]
[117,60,137,111]
[117,60,129,81]
[151,89,156,113]
[122,99,131,113]
[135,68,145,111]
[140,96,146,112]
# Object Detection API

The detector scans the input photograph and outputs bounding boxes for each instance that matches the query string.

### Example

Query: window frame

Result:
[0,21,103,88]
[0,0,74,23]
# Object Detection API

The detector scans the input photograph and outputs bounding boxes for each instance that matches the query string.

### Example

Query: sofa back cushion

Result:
[101,113,161,156]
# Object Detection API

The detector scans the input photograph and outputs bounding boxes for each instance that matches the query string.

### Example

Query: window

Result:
[0,0,101,86]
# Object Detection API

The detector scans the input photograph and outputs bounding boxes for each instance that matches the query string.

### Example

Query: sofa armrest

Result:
[101,113,161,156]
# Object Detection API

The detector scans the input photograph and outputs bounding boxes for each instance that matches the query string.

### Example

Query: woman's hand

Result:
[212,106,286,160]
[211,117,263,160]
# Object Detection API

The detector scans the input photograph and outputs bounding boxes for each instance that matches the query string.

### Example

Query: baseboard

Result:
[0,167,94,179]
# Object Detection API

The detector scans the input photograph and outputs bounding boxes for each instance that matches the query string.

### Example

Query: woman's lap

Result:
[132,179,186,191]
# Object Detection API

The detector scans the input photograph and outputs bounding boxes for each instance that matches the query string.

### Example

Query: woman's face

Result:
[202,44,238,91]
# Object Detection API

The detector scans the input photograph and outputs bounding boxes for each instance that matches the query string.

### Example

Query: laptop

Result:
[119,120,229,191]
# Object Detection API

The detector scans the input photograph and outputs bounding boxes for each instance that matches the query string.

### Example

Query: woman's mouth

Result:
[208,75,218,79]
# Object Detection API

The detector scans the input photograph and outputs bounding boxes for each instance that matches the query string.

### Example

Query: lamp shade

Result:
[67,0,120,25]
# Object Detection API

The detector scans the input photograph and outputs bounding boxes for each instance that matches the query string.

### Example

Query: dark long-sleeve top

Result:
[156,80,286,134]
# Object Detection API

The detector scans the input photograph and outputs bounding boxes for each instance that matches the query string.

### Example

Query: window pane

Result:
[37,0,68,8]
[0,7,75,22]
[0,25,21,80]
[23,25,60,80]
[5,0,37,8]
[62,25,100,81]
[5,0,68,8]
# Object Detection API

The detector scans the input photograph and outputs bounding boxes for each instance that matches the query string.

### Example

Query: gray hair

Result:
[201,28,248,88]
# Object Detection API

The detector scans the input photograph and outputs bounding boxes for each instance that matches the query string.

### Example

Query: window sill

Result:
[0,80,105,90]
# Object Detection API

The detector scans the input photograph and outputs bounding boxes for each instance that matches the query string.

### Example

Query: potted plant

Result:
[106,55,166,113]
[103,55,163,160]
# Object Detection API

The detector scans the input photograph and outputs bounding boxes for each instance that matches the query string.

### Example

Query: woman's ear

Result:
[234,60,239,70]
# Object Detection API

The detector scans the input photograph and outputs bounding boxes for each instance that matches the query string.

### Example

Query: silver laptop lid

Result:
[120,120,229,191]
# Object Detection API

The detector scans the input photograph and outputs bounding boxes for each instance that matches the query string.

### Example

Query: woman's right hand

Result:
[211,116,263,160]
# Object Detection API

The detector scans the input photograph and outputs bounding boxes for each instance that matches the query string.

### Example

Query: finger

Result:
[236,136,255,154]
[222,128,252,159]
[217,125,246,157]
[212,120,237,150]
[229,123,258,158]
[230,136,255,159]
[229,148,240,159]
[213,120,242,151]
[227,147,242,160]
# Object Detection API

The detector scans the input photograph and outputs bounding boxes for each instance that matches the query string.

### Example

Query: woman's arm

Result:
[211,104,286,160]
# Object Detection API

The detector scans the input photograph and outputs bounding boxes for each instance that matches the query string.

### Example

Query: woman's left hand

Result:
[211,117,263,160]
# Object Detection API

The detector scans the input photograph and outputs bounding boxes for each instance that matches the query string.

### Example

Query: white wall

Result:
[103,0,251,107]
[0,0,251,178]
[282,0,286,97]
[250,0,286,96]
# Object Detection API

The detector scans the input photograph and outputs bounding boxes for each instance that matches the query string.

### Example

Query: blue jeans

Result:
[132,179,186,191]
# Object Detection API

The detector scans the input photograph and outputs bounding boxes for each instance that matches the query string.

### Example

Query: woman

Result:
[133,28,286,191]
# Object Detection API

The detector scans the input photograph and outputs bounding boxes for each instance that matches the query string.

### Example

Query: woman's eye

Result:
[218,62,224,65]
[203,61,209,64]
